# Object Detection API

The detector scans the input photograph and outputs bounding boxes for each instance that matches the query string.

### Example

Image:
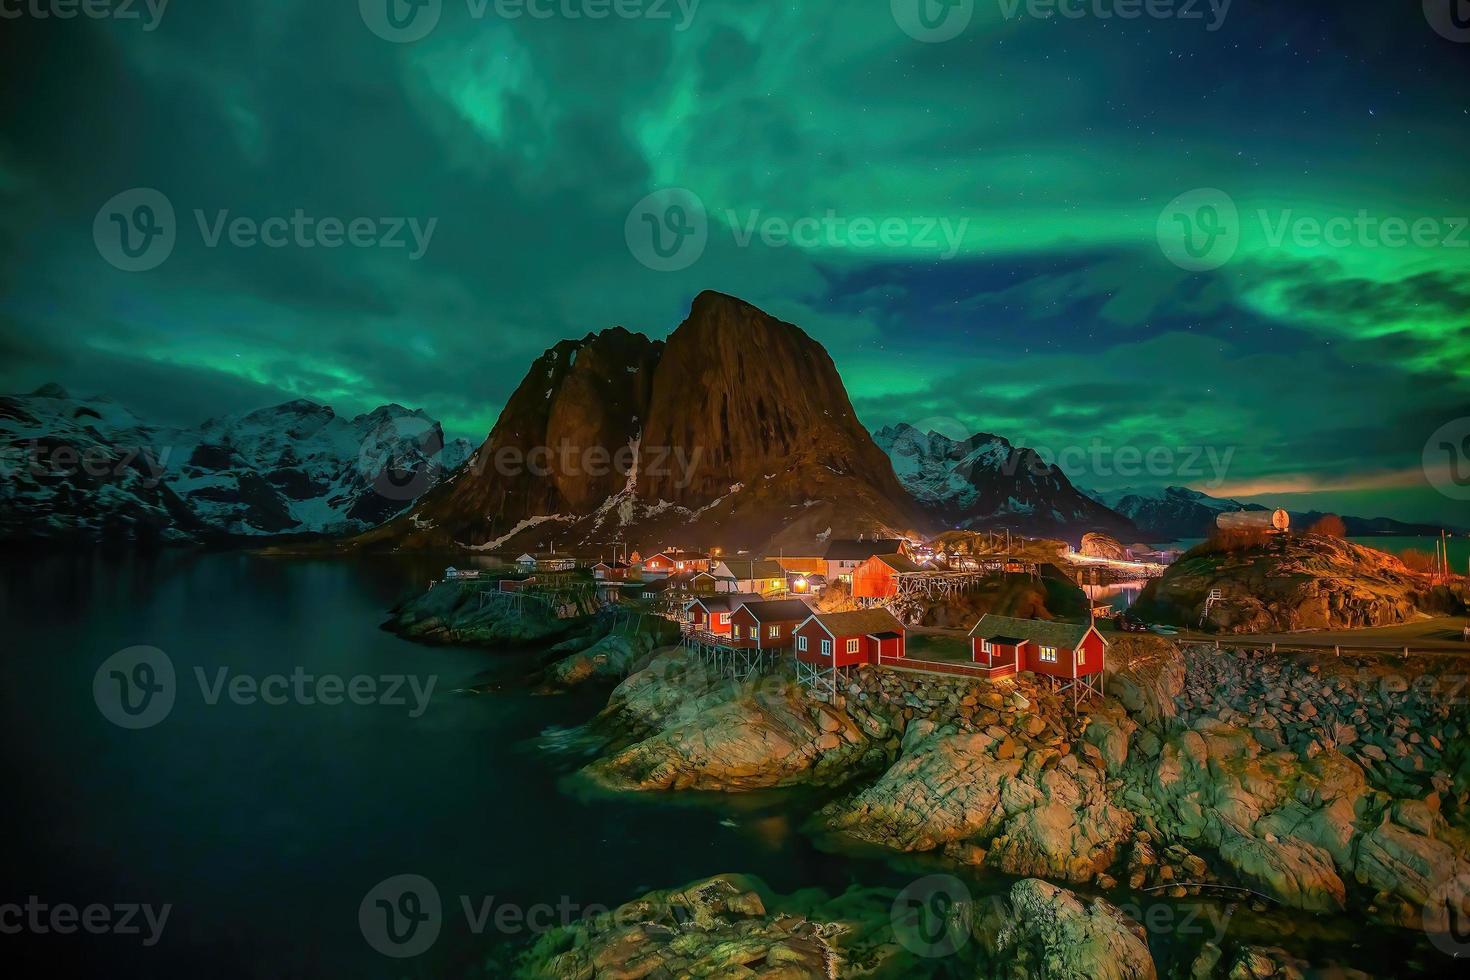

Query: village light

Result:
[794,577,808,592]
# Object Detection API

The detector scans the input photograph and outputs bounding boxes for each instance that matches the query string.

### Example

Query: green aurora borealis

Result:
[1,1,1468,524]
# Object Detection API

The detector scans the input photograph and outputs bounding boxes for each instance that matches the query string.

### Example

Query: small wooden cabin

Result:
[850,553,923,600]
[686,592,762,636]
[712,558,787,595]
[643,550,711,576]
[729,598,814,649]
[591,561,629,581]
[968,614,1106,682]
[794,609,906,668]
[823,539,911,584]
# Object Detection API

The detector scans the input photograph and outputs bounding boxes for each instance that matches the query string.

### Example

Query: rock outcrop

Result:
[988,878,1157,980]
[515,875,865,979]
[1135,532,1462,632]
[353,292,927,554]
[1080,532,1132,562]
[582,631,1470,941]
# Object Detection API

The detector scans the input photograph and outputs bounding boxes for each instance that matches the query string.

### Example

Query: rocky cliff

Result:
[1134,532,1464,632]
[571,631,1470,972]
[356,292,927,554]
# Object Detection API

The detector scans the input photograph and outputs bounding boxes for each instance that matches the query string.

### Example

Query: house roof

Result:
[824,539,906,561]
[803,608,905,637]
[980,635,1026,646]
[651,550,709,562]
[688,592,763,613]
[967,614,1105,648]
[736,598,814,622]
[720,558,785,580]
[868,554,923,573]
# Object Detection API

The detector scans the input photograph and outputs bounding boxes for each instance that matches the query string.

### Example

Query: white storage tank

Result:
[1215,509,1290,532]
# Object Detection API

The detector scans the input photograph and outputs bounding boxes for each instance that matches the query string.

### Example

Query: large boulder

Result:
[988,879,1156,980]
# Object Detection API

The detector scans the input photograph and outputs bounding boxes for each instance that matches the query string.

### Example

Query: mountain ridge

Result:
[874,422,1139,541]
[0,385,469,541]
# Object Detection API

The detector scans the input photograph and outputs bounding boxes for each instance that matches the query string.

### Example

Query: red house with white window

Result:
[967,614,1107,703]
[643,550,711,576]
[794,609,906,668]
[729,598,814,649]
[686,592,761,637]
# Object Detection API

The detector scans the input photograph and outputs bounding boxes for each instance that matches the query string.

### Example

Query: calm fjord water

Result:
[3,550,1464,978]
[0,551,888,978]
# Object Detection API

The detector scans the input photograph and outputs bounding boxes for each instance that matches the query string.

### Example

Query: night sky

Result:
[2,2,1467,524]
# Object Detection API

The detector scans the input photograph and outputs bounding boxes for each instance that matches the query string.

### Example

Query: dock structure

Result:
[680,628,777,682]
[867,565,1022,624]
[476,577,604,619]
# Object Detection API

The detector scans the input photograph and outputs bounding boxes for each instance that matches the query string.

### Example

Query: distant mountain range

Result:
[0,384,469,542]
[1086,485,1457,540]
[874,423,1139,540]
[8,295,1452,551]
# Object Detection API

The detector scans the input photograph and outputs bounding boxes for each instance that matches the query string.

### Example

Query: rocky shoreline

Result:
[566,634,1470,975]
[389,586,1470,975]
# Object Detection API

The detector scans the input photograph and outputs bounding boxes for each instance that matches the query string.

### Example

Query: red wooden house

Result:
[729,598,814,649]
[686,592,761,637]
[967,614,1107,703]
[643,550,711,576]
[850,553,923,600]
[794,609,906,668]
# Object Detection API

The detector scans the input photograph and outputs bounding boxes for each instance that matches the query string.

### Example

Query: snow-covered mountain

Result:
[1086,485,1262,540]
[0,385,470,542]
[873,422,1138,539]
[1090,485,1458,539]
